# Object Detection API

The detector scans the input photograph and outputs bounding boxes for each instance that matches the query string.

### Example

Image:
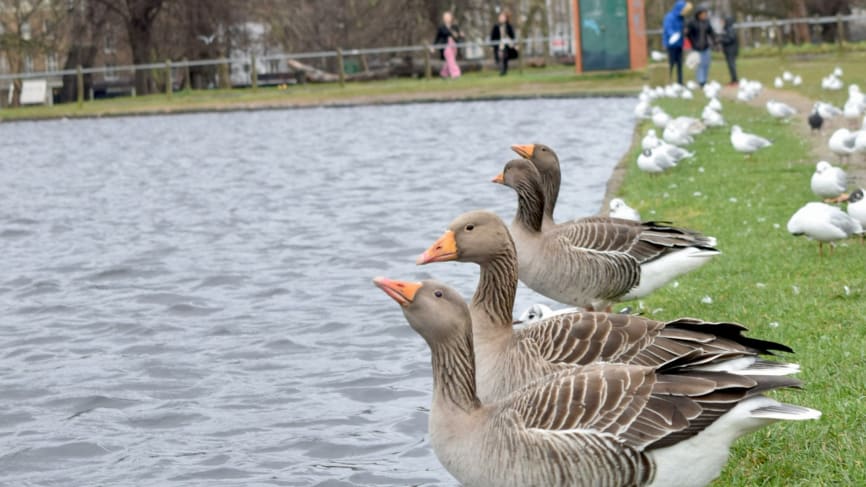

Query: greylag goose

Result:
[374,276,820,487]
[493,159,719,310]
[417,210,796,403]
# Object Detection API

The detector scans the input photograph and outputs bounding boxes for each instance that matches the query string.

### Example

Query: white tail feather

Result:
[750,404,822,421]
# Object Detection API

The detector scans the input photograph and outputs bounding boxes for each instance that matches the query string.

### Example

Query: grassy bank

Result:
[613,98,865,484]
[0,65,641,121]
[4,49,866,122]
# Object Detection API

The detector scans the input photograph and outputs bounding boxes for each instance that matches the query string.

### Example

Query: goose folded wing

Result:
[551,233,641,300]
[505,365,802,452]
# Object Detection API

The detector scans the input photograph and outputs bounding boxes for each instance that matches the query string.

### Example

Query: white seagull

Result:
[637,148,674,174]
[663,124,694,146]
[828,128,857,162]
[702,106,725,127]
[609,197,641,221]
[810,161,848,202]
[642,128,661,150]
[707,97,722,112]
[787,202,863,256]
[652,106,671,128]
[816,102,842,119]
[730,125,772,156]
[766,100,797,120]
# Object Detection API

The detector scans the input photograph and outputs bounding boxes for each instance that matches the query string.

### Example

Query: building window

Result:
[268,60,279,73]
[105,31,115,52]
[105,63,118,81]
[46,53,58,72]
[24,55,33,72]
[21,22,31,40]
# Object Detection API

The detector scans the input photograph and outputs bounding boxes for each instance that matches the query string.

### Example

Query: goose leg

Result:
[818,241,824,257]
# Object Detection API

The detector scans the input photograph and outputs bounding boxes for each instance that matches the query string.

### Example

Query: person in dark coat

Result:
[662,1,693,85]
[719,15,739,85]
[490,11,516,76]
[686,6,716,87]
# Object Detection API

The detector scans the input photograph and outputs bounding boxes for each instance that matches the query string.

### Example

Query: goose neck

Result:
[429,331,482,412]
[472,250,518,333]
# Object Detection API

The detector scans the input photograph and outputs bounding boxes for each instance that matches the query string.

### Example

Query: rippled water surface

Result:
[0,97,634,485]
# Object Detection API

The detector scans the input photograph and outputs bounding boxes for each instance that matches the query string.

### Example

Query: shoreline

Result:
[0,88,638,124]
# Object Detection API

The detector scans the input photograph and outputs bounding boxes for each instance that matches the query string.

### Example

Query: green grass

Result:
[615,97,866,484]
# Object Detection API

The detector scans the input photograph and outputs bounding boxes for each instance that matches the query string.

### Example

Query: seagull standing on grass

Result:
[828,128,857,163]
[787,202,863,256]
[730,125,772,156]
[810,161,848,203]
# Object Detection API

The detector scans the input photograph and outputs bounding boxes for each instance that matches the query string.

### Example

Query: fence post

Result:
[517,39,524,74]
[76,65,83,108]
[251,53,258,90]
[836,14,844,51]
[360,52,369,73]
[424,45,432,79]
[165,60,172,97]
[336,48,345,87]
[773,20,782,55]
[183,58,191,92]
[219,60,230,90]
[736,13,746,50]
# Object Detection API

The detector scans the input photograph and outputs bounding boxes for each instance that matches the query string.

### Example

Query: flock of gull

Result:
[635,66,866,256]
[373,113,824,483]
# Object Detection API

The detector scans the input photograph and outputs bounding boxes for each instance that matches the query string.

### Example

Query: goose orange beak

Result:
[373,277,422,306]
[511,143,535,159]
[491,172,504,184]
[417,230,458,264]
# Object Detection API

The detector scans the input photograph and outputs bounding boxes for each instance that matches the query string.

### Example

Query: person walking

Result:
[490,11,516,76]
[662,1,692,85]
[720,15,739,85]
[433,11,463,79]
[686,6,716,87]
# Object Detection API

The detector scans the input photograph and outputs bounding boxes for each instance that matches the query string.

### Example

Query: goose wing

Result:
[562,218,718,264]
[506,364,803,452]
[518,313,793,369]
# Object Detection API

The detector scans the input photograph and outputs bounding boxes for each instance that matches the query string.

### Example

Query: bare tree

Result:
[0,0,70,105]
[92,0,168,94]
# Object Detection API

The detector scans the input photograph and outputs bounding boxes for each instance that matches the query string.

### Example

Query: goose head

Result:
[417,210,513,265]
[373,277,470,344]
[731,125,742,134]
[511,143,559,177]
[846,188,864,204]
[609,198,626,211]
[815,160,831,173]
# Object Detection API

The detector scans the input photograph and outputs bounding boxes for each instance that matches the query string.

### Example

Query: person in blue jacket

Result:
[662,1,692,85]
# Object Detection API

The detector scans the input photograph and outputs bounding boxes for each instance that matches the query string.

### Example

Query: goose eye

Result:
[465,224,475,231]
[434,290,444,298]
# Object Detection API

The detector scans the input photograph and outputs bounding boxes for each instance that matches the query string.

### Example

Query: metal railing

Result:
[0,36,570,83]
[646,13,863,36]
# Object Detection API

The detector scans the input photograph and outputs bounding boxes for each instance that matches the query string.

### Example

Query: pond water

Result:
[0,97,634,486]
